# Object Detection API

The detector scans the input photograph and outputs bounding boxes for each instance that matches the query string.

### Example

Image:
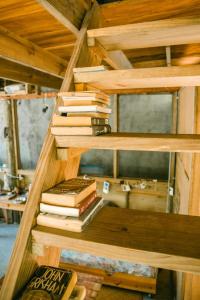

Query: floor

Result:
[0,222,19,278]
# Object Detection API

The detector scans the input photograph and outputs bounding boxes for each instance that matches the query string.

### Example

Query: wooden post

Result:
[167,92,178,212]
[3,99,17,188]
[113,94,119,178]
[10,99,21,172]
[183,86,200,300]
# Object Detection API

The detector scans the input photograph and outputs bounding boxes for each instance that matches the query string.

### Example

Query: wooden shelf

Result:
[54,133,200,152]
[73,65,200,90]
[0,198,25,211]
[32,206,200,274]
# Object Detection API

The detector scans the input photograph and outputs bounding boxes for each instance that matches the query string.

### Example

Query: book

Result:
[37,197,104,232]
[52,115,109,127]
[67,112,109,118]
[58,91,110,102]
[58,105,111,114]
[51,125,111,136]
[17,265,77,300]
[69,286,86,300]
[61,100,107,106]
[40,191,97,217]
[42,178,96,207]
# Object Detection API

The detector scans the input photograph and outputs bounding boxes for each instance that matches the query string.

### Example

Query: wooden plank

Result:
[87,17,200,51]
[183,87,200,299]
[0,199,25,212]
[91,41,132,69]
[0,25,67,77]
[55,133,200,153]
[113,94,119,178]
[32,206,200,274]
[59,262,156,294]
[0,58,62,89]
[56,147,88,160]
[0,92,57,101]
[73,65,200,90]
[104,87,179,95]
[100,0,200,27]
[11,100,21,172]
[0,2,102,299]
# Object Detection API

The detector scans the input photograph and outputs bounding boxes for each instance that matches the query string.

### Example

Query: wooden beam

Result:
[74,65,200,90]
[183,87,200,300]
[36,0,91,37]
[87,17,200,51]
[0,25,67,77]
[55,133,200,153]
[56,148,88,160]
[104,87,179,95]
[32,206,200,274]
[90,40,132,69]
[108,51,132,69]
[0,58,62,89]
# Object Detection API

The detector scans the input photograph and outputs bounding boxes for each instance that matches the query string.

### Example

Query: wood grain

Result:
[55,133,200,153]
[88,17,200,51]
[32,206,200,274]
[74,65,200,90]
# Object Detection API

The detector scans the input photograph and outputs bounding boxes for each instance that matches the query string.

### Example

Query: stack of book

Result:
[51,91,111,136]
[37,178,104,232]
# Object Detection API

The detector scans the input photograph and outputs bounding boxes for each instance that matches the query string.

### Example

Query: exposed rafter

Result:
[36,0,91,37]
[0,25,67,78]
[88,17,200,51]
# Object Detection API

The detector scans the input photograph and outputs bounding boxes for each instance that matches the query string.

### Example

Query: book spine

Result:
[91,118,108,126]
[92,125,111,136]
[79,192,97,215]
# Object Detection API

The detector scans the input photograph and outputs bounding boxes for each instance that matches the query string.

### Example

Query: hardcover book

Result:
[37,197,104,232]
[42,178,96,207]
[58,91,109,103]
[51,125,111,136]
[58,105,111,114]
[66,112,109,118]
[17,266,77,300]
[40,191,97,217]
[52,115,108,127]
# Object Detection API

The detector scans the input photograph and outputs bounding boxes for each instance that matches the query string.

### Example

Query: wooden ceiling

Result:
[0,0,200,88]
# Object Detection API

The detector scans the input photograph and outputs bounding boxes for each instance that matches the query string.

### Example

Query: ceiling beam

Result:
[88,17,200,51]
[0,25,67,77]
[0,58,62,89]
[73,65,200,90]
[36,0,91,37]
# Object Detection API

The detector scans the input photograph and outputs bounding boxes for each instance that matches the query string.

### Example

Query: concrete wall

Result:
[0,94,172,179]
[81,94,172,179]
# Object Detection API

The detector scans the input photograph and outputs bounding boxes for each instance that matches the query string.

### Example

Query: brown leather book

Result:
[42,178,96,207]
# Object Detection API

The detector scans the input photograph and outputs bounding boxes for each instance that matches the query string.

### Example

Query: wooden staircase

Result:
[1,3,200,300]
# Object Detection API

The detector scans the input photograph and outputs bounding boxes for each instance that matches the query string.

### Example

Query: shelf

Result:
[0,198,25,211]
[73,65,200,90]
[32,207,200,274]
[54,133,200,152]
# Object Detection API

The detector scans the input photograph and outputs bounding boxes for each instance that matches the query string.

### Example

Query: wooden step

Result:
[54,133,200,152]
[73,65,200,90]
[32,206,200,274]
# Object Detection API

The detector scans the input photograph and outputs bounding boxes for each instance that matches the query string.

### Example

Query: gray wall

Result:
[0,94,172,179]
